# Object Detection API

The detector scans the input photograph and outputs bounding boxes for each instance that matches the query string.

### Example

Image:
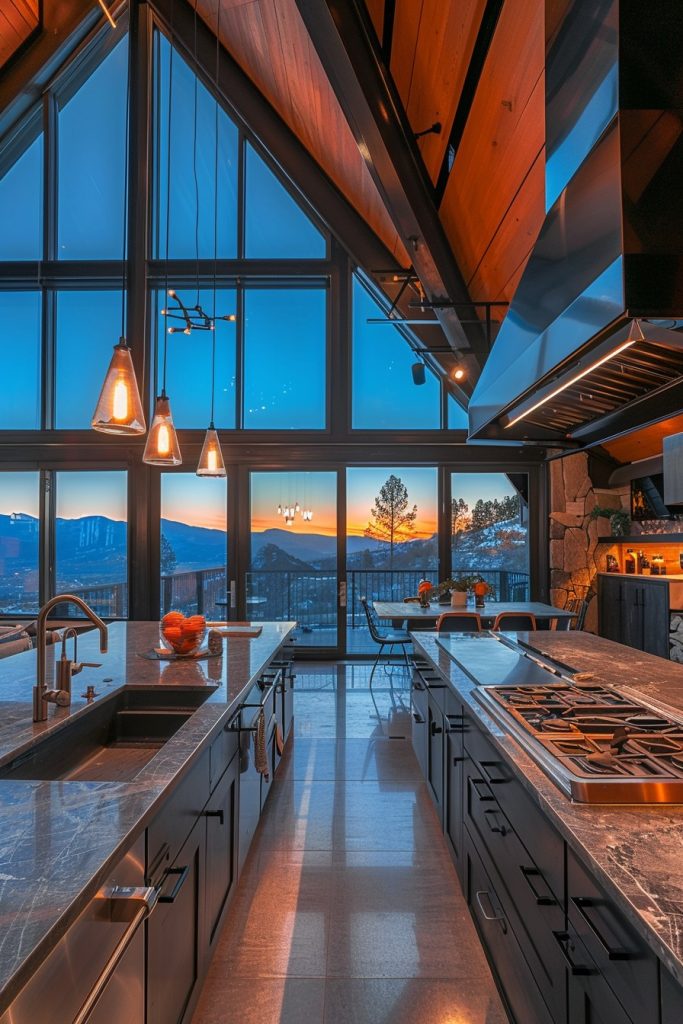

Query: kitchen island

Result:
[0,620,295,1022]
[412,628,683,1024]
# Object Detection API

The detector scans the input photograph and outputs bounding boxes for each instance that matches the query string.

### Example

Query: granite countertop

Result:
[412,629,683,987]
[0,620,295,1012]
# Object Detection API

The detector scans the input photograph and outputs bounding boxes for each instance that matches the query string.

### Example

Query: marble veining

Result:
[412,630,683,988]
[0,621,295,1012]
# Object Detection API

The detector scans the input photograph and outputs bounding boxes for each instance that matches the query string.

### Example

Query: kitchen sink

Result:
[0,688,214,783]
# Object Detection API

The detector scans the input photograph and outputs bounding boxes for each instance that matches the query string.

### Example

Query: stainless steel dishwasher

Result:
[0,835,153,1024]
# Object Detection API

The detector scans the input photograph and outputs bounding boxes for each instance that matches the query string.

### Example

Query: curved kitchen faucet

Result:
[33,595,108,722]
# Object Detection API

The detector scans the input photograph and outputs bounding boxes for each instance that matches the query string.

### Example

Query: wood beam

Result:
[294,0,487,372]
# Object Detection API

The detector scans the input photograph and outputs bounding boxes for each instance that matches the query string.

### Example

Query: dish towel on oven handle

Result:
[254,708,273,781]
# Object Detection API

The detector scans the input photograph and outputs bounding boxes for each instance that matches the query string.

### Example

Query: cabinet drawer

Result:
[661,965,683,1024]
[557,924,636,1024]
[465,826,554,1024]
[567,849,657,1024]
[465,718,564,902]
[209,723,238,793]
[147,748,210,876]
[465,767,566,1022]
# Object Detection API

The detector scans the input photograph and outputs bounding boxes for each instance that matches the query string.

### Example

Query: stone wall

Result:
[549,452,629,633]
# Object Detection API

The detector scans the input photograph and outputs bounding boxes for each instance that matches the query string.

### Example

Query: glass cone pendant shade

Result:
[197,425,226,477]
[143,395,182,465]
[91,338,146,434]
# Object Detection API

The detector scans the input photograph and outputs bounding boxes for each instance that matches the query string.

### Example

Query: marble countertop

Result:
[0,620,295,1012]
[412,629,683,987]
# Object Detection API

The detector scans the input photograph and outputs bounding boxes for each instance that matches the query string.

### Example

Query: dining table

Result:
[372,600,576,630]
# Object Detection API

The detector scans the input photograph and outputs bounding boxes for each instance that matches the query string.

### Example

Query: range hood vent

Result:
[468,0,683,447]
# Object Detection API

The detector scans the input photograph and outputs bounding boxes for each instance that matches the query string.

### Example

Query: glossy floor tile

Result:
[192,663,509,1024]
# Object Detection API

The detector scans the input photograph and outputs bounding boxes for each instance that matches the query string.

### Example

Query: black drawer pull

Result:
[471,778,494,802]
[480,761,507,785]
[521,866,556,906]
[412,680,425,691]
[205,809,225,826]
[445,714,465,732]
[572,897,632,960]
[553,931,594,976]
[430,721,443,736]
[157,864,190,904]
[475,890,506,930]
[484,809,508,836]
[412,712,425,724]
[453,756,465,766]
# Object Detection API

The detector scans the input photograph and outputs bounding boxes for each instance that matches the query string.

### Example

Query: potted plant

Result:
[435,576,480,607]
[588,506,631,537]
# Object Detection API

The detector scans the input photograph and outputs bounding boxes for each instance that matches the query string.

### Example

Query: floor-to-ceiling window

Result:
[450,472,529,599]
[160,474,228,618]
[346,467,439,651]
[0,473,40,615]
[248,471,338,646]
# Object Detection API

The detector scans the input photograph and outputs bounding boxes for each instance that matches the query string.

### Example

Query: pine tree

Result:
[364,475,418,568]
[451,497,471,550]
[161,534,177,576]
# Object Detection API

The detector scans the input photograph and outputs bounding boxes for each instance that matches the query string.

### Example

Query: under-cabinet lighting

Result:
[505,320,644,429]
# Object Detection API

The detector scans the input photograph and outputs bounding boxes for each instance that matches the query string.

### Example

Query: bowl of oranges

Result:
[160,611,207,657]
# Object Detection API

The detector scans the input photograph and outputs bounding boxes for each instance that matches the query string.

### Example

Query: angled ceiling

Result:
[0,0,39,69]
[192,0,547,389]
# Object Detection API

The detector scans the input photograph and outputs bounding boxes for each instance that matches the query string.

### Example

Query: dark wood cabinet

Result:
[411,675,428,779]
[661,965,683,1024]
[598,575,669,658]
[204,753,239,956]
[147,817,204,1024]
[427,690,445,823]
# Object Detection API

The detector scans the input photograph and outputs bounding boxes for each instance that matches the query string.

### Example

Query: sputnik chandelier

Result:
[161,289,236,335]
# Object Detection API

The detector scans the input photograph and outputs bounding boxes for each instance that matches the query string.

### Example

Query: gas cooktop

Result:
[475,677,683,803]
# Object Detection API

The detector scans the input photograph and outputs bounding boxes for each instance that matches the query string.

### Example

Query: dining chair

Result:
[492,612,538,631]
[559,597,588,631]
[435,611,483,633]
[360,597,412,686]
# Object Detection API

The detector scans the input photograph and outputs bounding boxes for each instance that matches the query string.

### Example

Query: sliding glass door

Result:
[248,471,339,649]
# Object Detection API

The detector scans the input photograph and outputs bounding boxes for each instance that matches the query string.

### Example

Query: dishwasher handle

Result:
[73,885,158,1024]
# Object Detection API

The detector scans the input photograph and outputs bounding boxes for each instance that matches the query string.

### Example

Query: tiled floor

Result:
[192,663,509,1024]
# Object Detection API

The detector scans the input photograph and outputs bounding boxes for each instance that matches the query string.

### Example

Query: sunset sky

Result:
[161,474,227,532]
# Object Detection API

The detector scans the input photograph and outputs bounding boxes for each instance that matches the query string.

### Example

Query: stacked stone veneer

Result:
[549,452,629,634]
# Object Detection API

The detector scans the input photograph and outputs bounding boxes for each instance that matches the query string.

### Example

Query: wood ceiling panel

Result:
[364,0,384,42]
[439,0,545,303]
[391,0,487,184]
[0,0,39,67]
[467,146,546,304]
[197,0,408,264]
[603,415,683,464]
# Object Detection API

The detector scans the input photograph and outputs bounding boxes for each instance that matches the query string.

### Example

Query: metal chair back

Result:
[361,597,385,645]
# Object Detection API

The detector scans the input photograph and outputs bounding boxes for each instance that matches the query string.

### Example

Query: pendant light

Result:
[197,0,226,478]
[92,31,146,435]
[144,19,181,466]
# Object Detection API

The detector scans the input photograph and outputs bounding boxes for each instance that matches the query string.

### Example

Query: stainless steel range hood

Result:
[468,0,683,447]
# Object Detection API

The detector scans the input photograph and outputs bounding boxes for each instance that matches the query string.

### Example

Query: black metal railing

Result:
[66,565,530,630]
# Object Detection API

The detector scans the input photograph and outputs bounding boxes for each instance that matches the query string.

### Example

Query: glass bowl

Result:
[159,620,207,657]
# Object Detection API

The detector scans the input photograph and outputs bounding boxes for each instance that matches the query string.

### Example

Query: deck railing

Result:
[67,565,530,628]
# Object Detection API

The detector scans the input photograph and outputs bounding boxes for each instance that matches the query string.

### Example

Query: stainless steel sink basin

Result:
[0,688,213,783]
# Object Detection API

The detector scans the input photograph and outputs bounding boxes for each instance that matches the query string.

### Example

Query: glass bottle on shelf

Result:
[624,549,636,574]
[652,554,666,576]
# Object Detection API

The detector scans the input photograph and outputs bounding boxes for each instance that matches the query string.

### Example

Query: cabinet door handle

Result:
[157,864,190,904]
[471,778,494,801]
[571,897,632,960]
[430,721,443,736]
[412,680,425,691]
[412,712,425,724]
[480,761,507,785]
[484,809,508,836]
[553,931,594,976]
[475,890,506,928]
[521,866,557,905]
[205,809,225,826]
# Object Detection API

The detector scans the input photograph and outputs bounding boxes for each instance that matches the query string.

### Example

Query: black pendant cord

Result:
[209,0,221,430]
[193,0,200,308]
[120,31,131,340]
[162,0,175,399]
